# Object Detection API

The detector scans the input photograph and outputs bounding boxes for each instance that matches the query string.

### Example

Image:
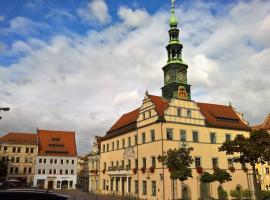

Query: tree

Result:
[158,147,194,199]
[200,172,215,184]
[0,157,8,181]
[213,168,232,186]
[219,129,270,196]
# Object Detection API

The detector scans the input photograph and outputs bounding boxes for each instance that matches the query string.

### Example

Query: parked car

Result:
[0,189,69,200]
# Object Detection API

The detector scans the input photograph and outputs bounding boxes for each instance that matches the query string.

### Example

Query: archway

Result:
[181,184,191,200]
[200,182,210,200]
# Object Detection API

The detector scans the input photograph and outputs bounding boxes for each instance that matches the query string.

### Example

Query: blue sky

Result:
[0,0,269,154]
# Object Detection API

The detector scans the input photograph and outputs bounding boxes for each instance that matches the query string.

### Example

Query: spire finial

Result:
[169,0,178,27]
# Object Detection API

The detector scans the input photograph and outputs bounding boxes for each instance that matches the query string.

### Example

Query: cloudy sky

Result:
[0,0,269,155]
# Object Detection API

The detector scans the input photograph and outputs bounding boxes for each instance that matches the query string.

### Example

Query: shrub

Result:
[218,186,228,200]
[256,191,270,200]
[230,189,242,199]
[242,189,252,199]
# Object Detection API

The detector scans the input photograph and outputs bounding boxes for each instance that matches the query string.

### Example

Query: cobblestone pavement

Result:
[53,190,136,200]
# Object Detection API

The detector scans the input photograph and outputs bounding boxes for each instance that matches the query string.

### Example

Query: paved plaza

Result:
[53,190,137,200]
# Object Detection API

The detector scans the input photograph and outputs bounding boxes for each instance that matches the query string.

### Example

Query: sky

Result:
[0,0,269,155]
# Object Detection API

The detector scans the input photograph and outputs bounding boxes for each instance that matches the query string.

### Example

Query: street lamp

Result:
[0,107,10,119]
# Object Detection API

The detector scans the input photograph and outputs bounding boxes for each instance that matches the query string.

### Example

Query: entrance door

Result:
[48,181,54,190]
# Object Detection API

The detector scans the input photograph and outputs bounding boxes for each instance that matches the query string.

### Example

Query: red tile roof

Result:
[252,114,270,131]
[37,129,77,157]
[197,102,250,131]
[148,95,169,117]
[0,132,37,145]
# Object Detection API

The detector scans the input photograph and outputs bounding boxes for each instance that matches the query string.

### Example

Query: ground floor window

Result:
[57,181,61,188]
[152,181,156,196]
[142,181,147,195]
[103,179,106,190]
[62,180,68,189]
[134,180,138,194]
[69,181,73,188]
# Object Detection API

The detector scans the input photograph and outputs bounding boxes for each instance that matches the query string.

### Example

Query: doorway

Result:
[48,181,54,190]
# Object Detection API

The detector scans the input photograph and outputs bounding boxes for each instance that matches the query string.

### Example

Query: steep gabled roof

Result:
[197,102,250,131]
[37,129,77,157]
[148,95,169,117]
[0,132,37,145]
[252,113,270,131]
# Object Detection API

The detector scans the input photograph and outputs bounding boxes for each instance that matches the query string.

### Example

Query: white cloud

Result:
[0,16,5,22]
[45,9,75,21]
[118,7,150,27]
[0,0,270,154]
[77,0,111,24]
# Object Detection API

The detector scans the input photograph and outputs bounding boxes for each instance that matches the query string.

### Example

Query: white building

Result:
[33,129,77,190]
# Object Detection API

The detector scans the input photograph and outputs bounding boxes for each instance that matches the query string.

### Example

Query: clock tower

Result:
[161,0,191,100]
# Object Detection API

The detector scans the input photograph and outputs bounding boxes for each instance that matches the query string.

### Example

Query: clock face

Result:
[165,73,170,84]
[177,72,185,82]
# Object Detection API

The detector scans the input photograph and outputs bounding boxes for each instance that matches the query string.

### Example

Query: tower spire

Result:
[170,0,178,27]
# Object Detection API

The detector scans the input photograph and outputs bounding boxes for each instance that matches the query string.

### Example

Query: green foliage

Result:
[256,191,270,200]
[158,147,193,181]
[213,168,232,185]
[200,172,215,183]
[218,186,228,200]
[0,157,8,180]
[230,189,242,199]
[242,189,252,199]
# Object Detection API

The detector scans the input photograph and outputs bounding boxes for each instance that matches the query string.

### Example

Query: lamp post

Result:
[0,107,10,119]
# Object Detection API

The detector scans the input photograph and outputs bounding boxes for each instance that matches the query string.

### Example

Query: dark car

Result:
[0,189,69,200]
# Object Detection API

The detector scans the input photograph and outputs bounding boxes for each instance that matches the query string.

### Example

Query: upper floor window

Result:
[72,160,74,164]
[117,140,119,149]
[103,144,105,152]
[150,130,155,142]
[4,146,7,151]
[142,132,146,144]
[142,158,146,168]
[195,157,201,168]
[12,147,16,153]
[39,158,42,164]
[212,158,218,168]
[122,139,125,148]
[187,109,192,118]
[112,142,114,150]
[180,130,186,142]
[177,108,181,117]
[166,128,173,140]
[228,158,233,168]
[143,113,146,120]
[30,148,34,153]
[134,135,138,145]
[43,158,46,164]
[26,147,29,153]
[143,181,147,195]
[266,168,270,174]
[17,147,21,153]
[225,134,231,141]
[128,137,131,147]
[151,156,156,167]
[106,144,109,152]
[192,131,199,142]
[152,181,156,196]
[210,133,216,144]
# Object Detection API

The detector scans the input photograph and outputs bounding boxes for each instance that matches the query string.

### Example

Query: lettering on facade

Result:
[123,147,136,159]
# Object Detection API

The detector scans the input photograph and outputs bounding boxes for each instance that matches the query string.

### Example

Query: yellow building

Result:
[99,1,253,199]
[0,132,37,186]
[252,114,270,191]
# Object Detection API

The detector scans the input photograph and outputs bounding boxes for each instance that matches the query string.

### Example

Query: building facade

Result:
[33,129,77,190]
[253,114,270,191]
[0,132,37,185]
[98,1,253,199]
[77,154,90,191]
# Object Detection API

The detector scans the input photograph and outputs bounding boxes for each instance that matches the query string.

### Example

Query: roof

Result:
[196,102,250,131]
[37,129,77,157]
[252,114,270,131]
[0,132,37,145]
[148,95,169,117]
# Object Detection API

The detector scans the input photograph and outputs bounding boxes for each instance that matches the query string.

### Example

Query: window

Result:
[11,157,15,163]
[49,169,52,174]
[39,158,42,163]
[65,169,68,174]
[42,169,46,174]
[134,135,138,145]
[17,147,21,153]
[122,139,125,148]
[112,142,114,150]
[128,137,131,147]
[103,179,106,190]
[142,132,146,144]
[103,162,107,170]
[71,170,74,174]
[69,181,73,188]
[151,156,156,167]
[24,167,27,174]
[4,146,7,151]
[53,169,56,174]
[187,109,192,118]
[15,167,18,174]
[212,158,218,168]
[135,159,138,169]
[26,147,29,153]
[10,167,14,174]
[180,130,186,141]
[193,131,199,142]
[143,113,146,120]
[142,158,146,168]
[66,159,69,164]
[29,157,32,163]
[151,130,155,142]
[177,108,181,117]
[228,158,233,168]
[152,181,156,196]
[127,159,131,169]
[16,157,20,163]
[30,148,34,153]
[103,144,105,152]
[54,159,57,164]
[13,147,16,153]
[117,140,119,149]
[57,181,61,188]
[106,144,109,152]
[25,157,28,163]
[210,133,216,144]
[266,168,270,174]
[50,159,53,164]
[60,169,62,175]
[43,158,46,164]
[166,128,173,140]
[61,159,63,164]
[28,167,32,174]
[135,180,138,194]
[142,181,147,195]
[38,169,41,174]
[225,134,231,141]
[72,160,74,164]
[195,157,201,168]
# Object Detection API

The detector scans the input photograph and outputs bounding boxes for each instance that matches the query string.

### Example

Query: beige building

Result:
[77,154,90,190]
[0,132,37,185]
[98,1,253,199]
[252,114,270,191]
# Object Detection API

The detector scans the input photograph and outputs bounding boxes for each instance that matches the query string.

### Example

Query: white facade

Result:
[33,156,77,190]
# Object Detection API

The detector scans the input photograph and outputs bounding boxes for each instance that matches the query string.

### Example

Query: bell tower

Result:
[161,0,191,100]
